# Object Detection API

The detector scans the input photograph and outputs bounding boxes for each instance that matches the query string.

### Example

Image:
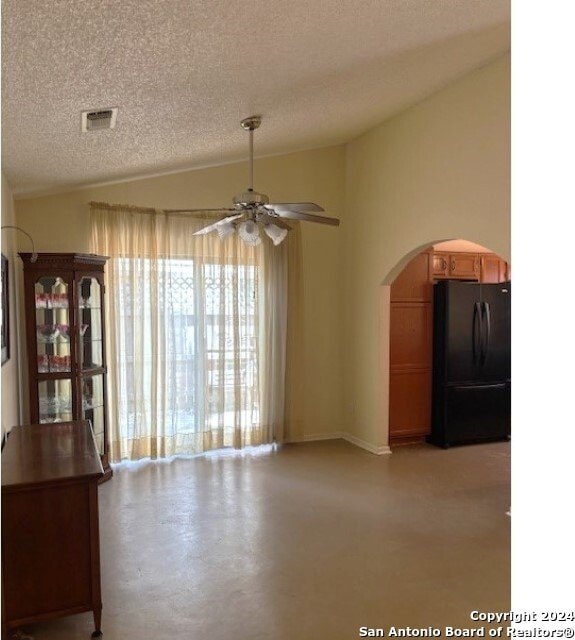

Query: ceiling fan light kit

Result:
[264,223,288,246]
[165,116,340,247]
[238,219,262,246]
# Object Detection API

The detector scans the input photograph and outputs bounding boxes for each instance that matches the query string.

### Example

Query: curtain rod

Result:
[89,202,223,217]
[89,201,158,213]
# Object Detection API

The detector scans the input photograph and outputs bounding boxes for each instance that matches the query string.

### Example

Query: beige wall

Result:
[433,239,497,253]
[1,172,22,438]
[15,145,347,438]
[342,53,510,449]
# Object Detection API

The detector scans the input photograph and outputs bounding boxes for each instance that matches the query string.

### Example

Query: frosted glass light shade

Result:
[217,221,235,241]
[264,223,288,246]
[238,219,261,246]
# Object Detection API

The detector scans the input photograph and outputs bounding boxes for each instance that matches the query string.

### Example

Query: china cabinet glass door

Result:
[82,374,105,453]
[34,276,74,423]
[78,276,106,456]
[35,276,71,374]
[79,276,103,370]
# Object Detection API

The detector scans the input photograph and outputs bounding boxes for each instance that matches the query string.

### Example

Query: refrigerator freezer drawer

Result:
[429,382,510,447]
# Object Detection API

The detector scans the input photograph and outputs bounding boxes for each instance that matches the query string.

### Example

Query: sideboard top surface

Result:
[1,422,104,490]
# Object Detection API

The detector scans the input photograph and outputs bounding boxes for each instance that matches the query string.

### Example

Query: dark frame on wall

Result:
[1,253,10,365]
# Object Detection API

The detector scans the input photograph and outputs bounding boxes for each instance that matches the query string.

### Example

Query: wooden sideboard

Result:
[1,422,104,637]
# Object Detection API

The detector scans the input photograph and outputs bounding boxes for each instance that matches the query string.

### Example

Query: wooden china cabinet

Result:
[20,253,112,481]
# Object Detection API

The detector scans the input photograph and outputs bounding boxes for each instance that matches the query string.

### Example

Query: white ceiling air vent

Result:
[81,107,118,132]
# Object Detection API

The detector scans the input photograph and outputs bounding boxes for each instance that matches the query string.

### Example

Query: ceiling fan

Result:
[164,116,340,246]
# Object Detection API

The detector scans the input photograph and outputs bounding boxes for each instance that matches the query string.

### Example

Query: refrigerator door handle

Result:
[472,302,481,365]
[454,383,506,391]
[480,301,491,365]
[483,302,491,362]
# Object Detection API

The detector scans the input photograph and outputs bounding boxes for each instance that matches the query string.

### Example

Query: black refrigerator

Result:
[429,280,511,448]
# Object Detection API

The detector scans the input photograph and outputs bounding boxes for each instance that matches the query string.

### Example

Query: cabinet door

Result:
[33,275,73,376]
[480,255,510,283]
[449,253,479,279]
[390,303,432,368]
[78,276,104,371]
[480,255,502,283]
[389,371,431,438]
[30,273,76,423]
[389,302,433,440]
[81,373,106,454]
[391,251,432,302]
[432,253,449,278]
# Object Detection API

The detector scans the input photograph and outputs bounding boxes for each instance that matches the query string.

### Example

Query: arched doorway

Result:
[387,239,510,447]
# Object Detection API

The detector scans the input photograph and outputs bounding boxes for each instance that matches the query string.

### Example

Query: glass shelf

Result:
[84,401,104,408]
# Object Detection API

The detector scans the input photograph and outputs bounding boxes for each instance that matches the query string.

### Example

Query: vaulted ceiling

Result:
[1,0,510,197]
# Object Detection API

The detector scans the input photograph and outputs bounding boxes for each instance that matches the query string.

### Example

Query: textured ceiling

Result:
[1,0,509,197]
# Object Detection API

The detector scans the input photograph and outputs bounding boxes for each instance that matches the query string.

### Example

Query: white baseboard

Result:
[287,431,391,456]
[341,432,392,456]
[287,432,344,443]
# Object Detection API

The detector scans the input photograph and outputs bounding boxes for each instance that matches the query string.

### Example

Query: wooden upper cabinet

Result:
[479,254,510,283]
[433,252,480,280]
[391,251,432,302]
[480,254,501,283]
[449,253,479,279]
[432,253,449,278]
[432,251,509,282]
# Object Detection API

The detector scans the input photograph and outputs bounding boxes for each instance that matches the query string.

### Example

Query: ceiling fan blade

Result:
[258,213,292,230]
[192,213,245,235]
[272,209,340,226]
[267,202,325,213]
[164,208,237,213]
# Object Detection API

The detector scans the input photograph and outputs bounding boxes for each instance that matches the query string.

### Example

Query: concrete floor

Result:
[24,439,510,640]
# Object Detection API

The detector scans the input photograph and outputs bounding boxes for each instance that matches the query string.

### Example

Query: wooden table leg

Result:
[91,606,102,637]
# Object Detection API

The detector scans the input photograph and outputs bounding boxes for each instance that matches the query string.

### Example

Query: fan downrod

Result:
[240,116,262,131]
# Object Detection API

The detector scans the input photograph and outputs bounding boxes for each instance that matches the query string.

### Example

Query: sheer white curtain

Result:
[90,202,291,461]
